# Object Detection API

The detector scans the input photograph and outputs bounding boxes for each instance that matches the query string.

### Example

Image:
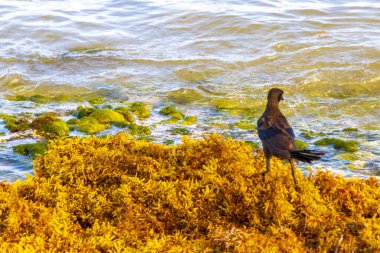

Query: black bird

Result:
[257,88,324,187]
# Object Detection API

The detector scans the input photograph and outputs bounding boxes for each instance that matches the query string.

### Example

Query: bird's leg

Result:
[290,159,300,191]
[262,156,271,180]
[265,156,271,174]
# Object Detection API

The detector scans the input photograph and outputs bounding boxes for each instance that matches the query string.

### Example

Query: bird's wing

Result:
[275,114,296,138]
[257,115,295,140]
[257,115,297,158]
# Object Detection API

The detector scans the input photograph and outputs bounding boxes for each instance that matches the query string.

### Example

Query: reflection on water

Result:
[0,0,379,180]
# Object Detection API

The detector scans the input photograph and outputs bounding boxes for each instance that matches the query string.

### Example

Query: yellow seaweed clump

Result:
[0,133,379,252]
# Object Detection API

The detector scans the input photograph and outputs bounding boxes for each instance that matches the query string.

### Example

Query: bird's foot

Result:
[261,171,268,182]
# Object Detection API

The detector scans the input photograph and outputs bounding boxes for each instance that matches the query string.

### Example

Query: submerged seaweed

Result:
[2,116,30,132]
[13,142,47,157]
[130,102,151,120]
[0,133,379,252]
[315,137,359,152]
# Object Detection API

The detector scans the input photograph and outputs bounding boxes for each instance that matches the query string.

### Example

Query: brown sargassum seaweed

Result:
[0,133,379,252]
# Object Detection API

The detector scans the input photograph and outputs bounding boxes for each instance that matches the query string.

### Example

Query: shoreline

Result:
[1,96,377,182]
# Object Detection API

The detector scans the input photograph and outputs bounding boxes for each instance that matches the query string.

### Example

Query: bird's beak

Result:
[280,96,284,101]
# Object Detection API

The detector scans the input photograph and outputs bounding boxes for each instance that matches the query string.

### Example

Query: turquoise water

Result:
[0,0,379,180]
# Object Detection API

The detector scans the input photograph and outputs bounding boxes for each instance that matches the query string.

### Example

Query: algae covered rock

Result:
[8,94,75,103]
[244,140,260,150]
[295,139,309,150]
[342,127,358,133]
[73,106,97,119]
[210,97,260,110]
[13,142,47,156]
[127,123,151,136]
[159,106,184,121]
[66,118,79,125]
[167,88,205,104]
[77,117,106,134]
[1,115,30,132]
[235,121,256,130]
[88,96,104,105]
[314,137,359,152]
[163,139,175,145]
[89,109,126,124]
[12,94,51,104]
[31,115,70,137]
[66,117,79,131]
[130,102,151,119]
[113,121,129,128]
[114,107,135,123]
[300,129,325,139]
[180,116,198,126]
[171,127,191,135]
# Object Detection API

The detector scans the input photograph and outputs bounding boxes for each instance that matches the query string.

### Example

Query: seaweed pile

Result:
[0,133,379,252]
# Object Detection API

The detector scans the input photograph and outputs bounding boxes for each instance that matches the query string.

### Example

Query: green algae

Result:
[244,141,260,150]
[235,121,256,130]
[114,107,135,123]
[295,139,309,150]
[128,123,151,136]
[10,94,52,104]
[22,95,51,103]
[167,88,205,104]
[346,164,361,170]
[13,142,47,157]
[207,122,233,130]
[130,102,151,119]
[98,134,111,139]
[342,127,359,133]
[89,109,126,124]
[300,130,311,139]
[3,80,110,103]
[67,118,79,131]
[175,68,222,82]
[159,106,184,122]
[336,153,359,162]
[180,116,198,126]
[77,117,106,134]
[73,106,97,119]
[31,115,70,137]
[162,118,181,124]
[315,138,359,152]
[210,97,261,111]
[2,115,30,132]
[66,118,79,125]
[88,96,104,105]
[171,127,191,135]
[7,94,79,104]
[300,129,326,139]
[163,139,175,145]
[297,80,379,100]
[113,121,129,128]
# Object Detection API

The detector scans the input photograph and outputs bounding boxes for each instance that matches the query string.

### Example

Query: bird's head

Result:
[267,88,284,103]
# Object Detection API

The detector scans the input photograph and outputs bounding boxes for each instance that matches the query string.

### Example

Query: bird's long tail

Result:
[290,149,325,163]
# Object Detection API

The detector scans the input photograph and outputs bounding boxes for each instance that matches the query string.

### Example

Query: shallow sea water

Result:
[0,0,379,180]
